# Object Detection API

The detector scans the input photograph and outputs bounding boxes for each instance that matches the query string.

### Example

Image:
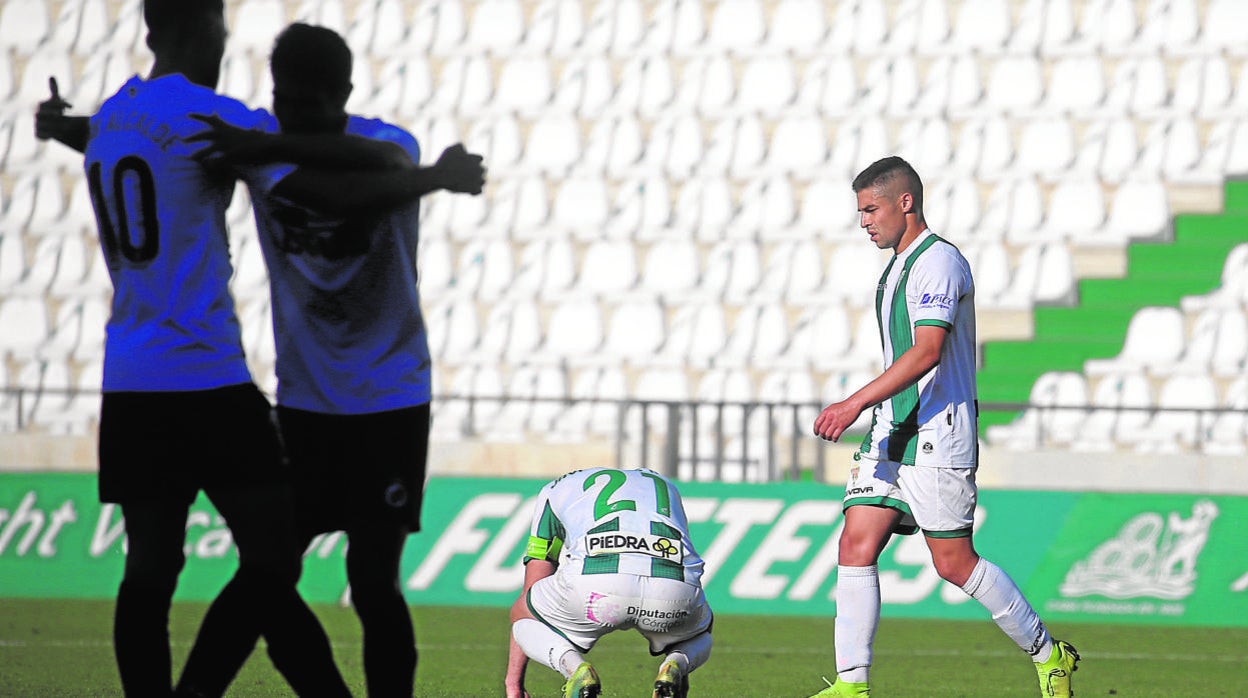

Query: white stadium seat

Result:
[614,57,675,117]
[524,0,585,56]
[611,176,673,239]
[349,0,407,54]
[1075,0,1138,55]
[1105,58,1167,116]
[4,0,1248,454]
[543,299,604,360]
[890,0,951,56]
[0,0,49,55]
[602,299,666,362]
[675,177,734,242]
[1138,0,1199,55]
[580,115,643,178]
[521,114,581,176]
[798,57,856,117]
[1016,118,1076,180]
[985,56,1044,114]
[295,0,346,30]
[1106,178,1169,242]
[577,240,638,296]
[706,241,762,303]
[1096,118,1140,183]
[1205,377,1248,455]
[1139,374,1218,453]
[1044,56,1106,115]
[229,0,285,53]
[842,0,890,56]
[755,239,822,303]
[951,0,1011,54]
[1210,309,1248,377]
[552,178,610,240]
[1172,57,1232,118]
[645,0,704,55]
[1038,178,1106,241]
[728,176,793,242]
[1072,372,1153,452]
[426,298,479,364]
[501,304,546,367]
[705,0,765,52]
[51,0,111,55]
[781,306,852,370]
[473,300,533,363]
[493,57,554,115]
[1204,0,1248,53]
[640,239,699,297]
[411,0,466,55]
[766,0,827,53]
[963,242,1010,308]
[1085,307,1186,376]
[465,0,524,53]
[798,178,860,240]
[48,234,88,294]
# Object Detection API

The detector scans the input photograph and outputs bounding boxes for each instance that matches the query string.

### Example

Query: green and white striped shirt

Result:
[523,468,704,583]
[858,229,979,468]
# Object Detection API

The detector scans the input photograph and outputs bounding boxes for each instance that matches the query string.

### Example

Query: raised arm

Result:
[35,77,89,153]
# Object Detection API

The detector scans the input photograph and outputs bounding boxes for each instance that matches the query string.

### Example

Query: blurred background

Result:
[1,0,1247,494]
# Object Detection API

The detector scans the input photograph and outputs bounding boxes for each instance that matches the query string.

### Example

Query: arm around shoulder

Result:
[270,142,486,215]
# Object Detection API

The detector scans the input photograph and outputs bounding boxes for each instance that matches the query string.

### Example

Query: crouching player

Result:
[505,468,713,698]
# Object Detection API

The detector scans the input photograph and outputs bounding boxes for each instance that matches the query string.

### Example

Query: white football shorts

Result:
[843,457,978,536]
[527,567,713,653]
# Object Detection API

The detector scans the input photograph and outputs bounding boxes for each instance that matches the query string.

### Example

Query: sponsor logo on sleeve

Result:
[918,292,955,310]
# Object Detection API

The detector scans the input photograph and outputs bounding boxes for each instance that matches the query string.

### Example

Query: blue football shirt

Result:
[243,117,432,414]
[84,74,270,391]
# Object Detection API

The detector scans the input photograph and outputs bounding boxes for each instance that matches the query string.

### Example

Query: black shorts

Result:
[98,383,285,505]
[276,403,430,535]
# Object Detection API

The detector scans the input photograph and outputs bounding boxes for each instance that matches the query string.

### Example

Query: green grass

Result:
[3,599,1247,696]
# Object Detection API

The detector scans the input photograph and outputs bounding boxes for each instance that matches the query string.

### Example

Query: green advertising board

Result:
[1,473,1245,626]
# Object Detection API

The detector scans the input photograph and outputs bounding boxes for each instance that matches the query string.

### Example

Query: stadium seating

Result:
[3,0,1248,461]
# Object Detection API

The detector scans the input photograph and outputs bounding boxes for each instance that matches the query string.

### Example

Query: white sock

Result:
[665,632,713,674]
[512,618,584,678]
[834,565,880,684]
[961,557,1053,661]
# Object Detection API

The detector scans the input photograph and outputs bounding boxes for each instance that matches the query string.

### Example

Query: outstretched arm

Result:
[272,143,486,216]
[814,323,947,442]
[187,113,412,172]
[35,77,89,153]
[187,114,486,214]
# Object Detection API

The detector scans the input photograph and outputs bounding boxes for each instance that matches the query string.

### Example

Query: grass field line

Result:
[2,639,1244,664]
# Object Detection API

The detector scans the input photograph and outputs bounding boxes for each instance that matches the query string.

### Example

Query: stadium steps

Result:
[978,179,1248,432]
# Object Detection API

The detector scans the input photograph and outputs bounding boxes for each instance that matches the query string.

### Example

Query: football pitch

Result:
[2,599,1245,697]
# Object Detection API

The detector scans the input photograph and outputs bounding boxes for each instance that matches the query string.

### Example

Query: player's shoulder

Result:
[914,231,970,272]
[347,116,417,144]
[347,115,420,161]
[97,74,269,127]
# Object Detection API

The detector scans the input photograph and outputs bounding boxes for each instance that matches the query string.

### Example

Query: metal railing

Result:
[4,388,1247,479]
